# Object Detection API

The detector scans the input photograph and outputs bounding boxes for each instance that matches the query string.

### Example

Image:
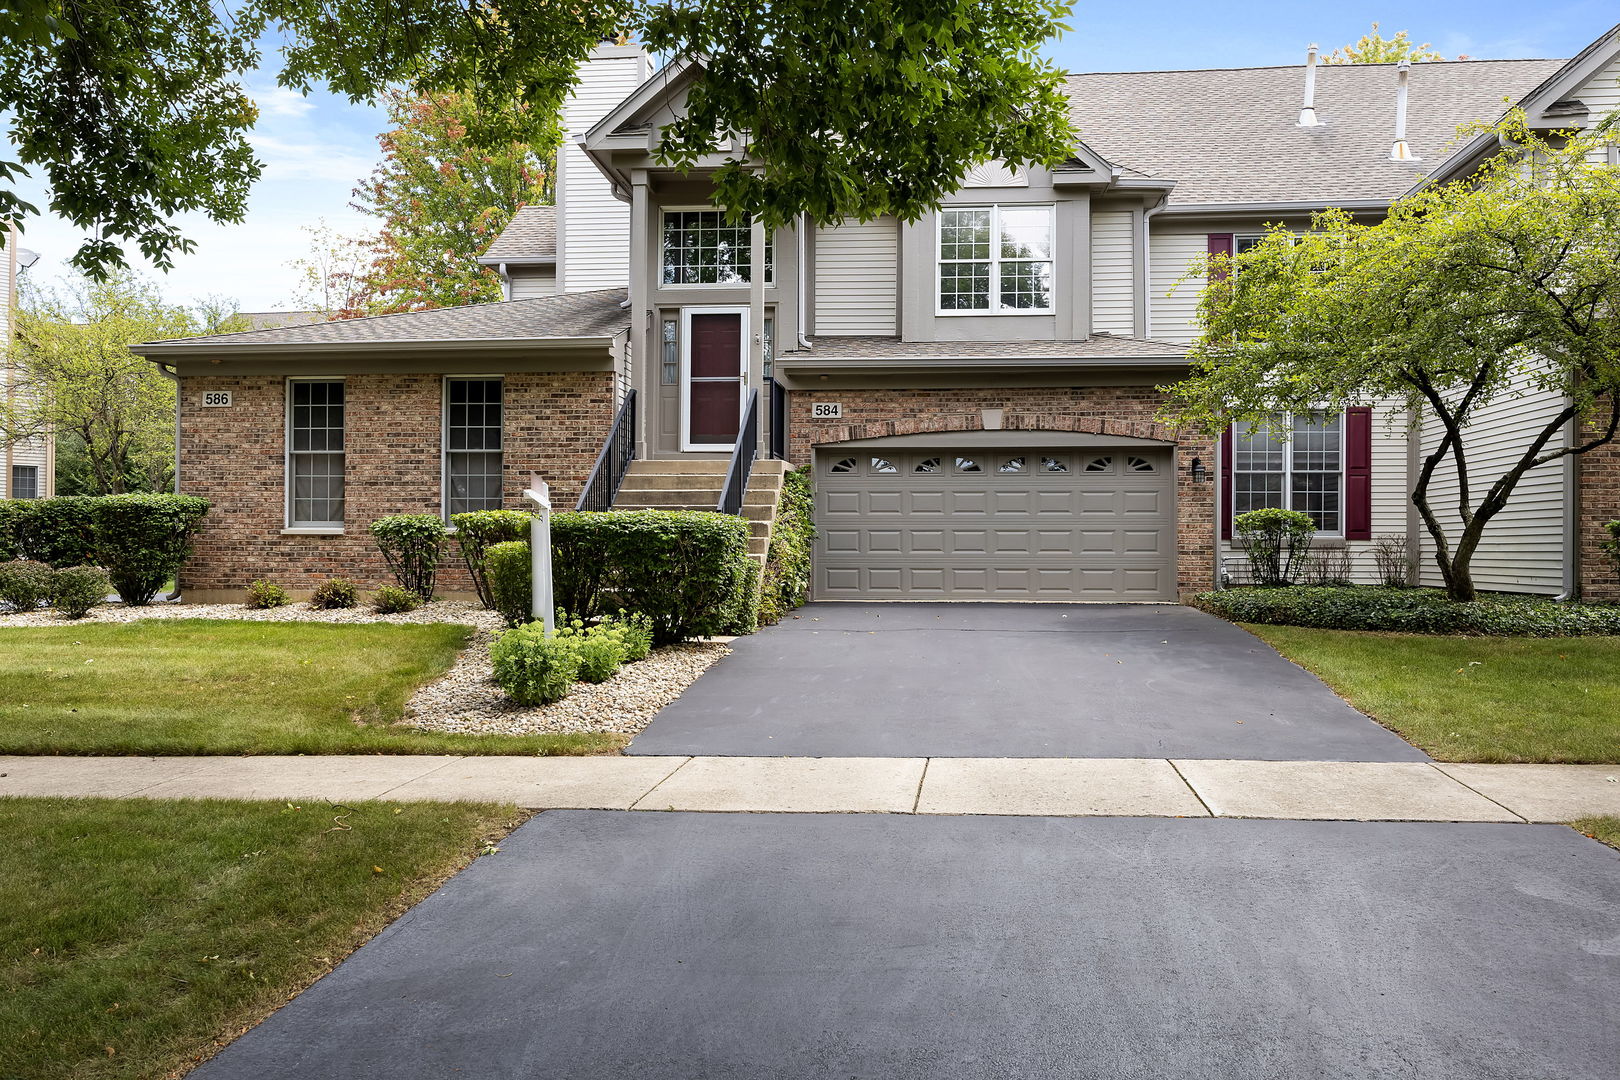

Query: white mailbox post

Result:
[522,474,555,634]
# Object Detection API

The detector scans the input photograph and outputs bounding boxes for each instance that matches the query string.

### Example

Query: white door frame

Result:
[679,305,750,452]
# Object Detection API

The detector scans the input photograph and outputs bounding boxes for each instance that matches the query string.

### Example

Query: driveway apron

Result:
[628,603,1427,760]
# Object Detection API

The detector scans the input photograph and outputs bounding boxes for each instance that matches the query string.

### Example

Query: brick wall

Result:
[787,386,1217,596]
[1578,398,1620,601]
[179,371,614,600]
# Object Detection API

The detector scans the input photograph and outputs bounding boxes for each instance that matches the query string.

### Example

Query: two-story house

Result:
[2,226,53,502]
[133,27,1620,604]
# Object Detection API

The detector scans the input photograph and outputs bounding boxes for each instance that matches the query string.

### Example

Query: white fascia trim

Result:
[475,255,557,267]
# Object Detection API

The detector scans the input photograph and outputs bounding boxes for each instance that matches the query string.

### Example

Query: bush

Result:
[49,565,110,619]
[14,496,98,567]
[598,610,654,661]
[369,514,446,600]
[719,556,762,636]
[1193,585,1620,637]
[1371,534,1411,588]
[451,509,529,608]
[1602,521,1620,573]
[372,585,421,614]
[554,612,631,683]
[1234,507,1316,587]
[760,466,815,624]
[485,540,532,628]
[490,623,582,705]
[309,577,359,609]
[88,493,209,605]
[0,560,54,611]
[0,501,29,562]
[245,580,290,609]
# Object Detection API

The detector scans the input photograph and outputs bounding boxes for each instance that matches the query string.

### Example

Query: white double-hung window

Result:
[937,205,1054,313]
[1231,412,1344,534]
[444,378,504,516]
[287,379,345,529]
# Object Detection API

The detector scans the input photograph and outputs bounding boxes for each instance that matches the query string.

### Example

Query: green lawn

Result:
[0,620,622,755]
[1574,817,1620,851]
[1249,625,1620,763]
[0,797,524,1080]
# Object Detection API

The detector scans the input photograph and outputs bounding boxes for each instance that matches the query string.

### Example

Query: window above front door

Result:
[661,210,774,286]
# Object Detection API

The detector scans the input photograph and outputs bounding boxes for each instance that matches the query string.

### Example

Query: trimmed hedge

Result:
[1194,586,1620,637]
[0,494,209,605]
[369,514,446,600]
[760,466,814,625]
[450,509,529,608]
[51,565,111,619]
[13,496,99,567]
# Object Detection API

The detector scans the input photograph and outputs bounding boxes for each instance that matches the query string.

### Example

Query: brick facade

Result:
[1577,399,1620,602]
[787,386,1217,596]
[179,371,614,601]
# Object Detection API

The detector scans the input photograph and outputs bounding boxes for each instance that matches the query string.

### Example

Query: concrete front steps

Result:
[613,458,789,562]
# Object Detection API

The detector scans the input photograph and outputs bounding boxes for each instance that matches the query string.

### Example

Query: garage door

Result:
[814,446,1176,600]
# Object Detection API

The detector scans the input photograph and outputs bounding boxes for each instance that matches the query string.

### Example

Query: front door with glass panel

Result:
[681,308,747,451]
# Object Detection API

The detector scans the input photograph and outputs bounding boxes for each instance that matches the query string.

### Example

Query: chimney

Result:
[1298,44,1320,127]
[556,40,650,292]
[1389,60,1416,161]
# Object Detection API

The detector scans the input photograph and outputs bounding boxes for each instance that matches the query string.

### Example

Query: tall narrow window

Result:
[1232,411,1343,533]
[445,378,504,516]
[937,205,1054,312]
[10,464,39,499]
[288,380,345,528]
[661,318,679,385]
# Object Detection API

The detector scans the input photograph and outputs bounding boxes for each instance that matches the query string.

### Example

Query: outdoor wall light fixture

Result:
[1190,457,1208,483]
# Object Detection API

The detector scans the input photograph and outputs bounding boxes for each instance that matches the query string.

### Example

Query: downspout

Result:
[1556,408,1580,601]
[796,214,811,348]
[155,361,183,601]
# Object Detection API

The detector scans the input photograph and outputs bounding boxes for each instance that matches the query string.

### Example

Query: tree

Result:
[2,1,1076,279]
[1325,23,1451,64]
[289,221,384,320]
[1,274,248,494]
[353,91,555,313]
[1165,113,1620,603]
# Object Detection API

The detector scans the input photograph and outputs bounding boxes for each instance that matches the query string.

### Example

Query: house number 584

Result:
[812,402,842,419]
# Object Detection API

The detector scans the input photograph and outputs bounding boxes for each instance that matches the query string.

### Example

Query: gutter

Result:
[130,334,623,359]
[796,215,811,349]
[473,255,557,268]
[1157,198,1392,218]
[1557,407,1581,601]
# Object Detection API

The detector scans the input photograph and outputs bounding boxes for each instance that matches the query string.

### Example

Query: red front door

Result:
[687,312,743,446]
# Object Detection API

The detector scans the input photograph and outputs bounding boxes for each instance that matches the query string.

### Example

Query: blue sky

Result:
[10,2,1617,311]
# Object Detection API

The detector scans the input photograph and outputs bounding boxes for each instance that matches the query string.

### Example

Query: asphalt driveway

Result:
[191,811,1620,1080]
[627,603,1427,760]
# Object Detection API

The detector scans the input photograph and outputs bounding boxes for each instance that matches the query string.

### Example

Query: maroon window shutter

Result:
[1208,233,1235,280]
[1220,423,1234,541]
[1344,406,1373,541]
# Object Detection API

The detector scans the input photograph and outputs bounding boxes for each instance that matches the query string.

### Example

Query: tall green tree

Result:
[1,275,247,494]
[2,1,1075,279]
[1324,22,1451,64]
[1165,113,1620,602]
[354,91,555,312]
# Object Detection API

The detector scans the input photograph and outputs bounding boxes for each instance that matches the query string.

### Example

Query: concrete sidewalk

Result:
[3,754,1618,823]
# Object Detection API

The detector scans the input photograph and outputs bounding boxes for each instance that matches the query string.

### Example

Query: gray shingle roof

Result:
[140,290,627,350]
[783,335,1185,360]
[1064,58,1566,206]
[480,204,557,261]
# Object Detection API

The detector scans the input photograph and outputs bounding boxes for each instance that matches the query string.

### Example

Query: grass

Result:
[0,797,525,1080]
[1249,625,1620,763]
[0,620,624,756]
[1573,817,1620,851]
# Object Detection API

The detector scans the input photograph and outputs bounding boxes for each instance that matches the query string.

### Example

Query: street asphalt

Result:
[191,811,1620,1080]
[628,603,1429,759]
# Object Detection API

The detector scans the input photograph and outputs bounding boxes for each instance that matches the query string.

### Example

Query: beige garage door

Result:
[814,446,1177,601]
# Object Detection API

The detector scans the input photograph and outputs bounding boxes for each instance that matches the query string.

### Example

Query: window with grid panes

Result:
[445,378,503,515]
[1232,412,1343,533]
[288,380,345,528]
[661,211,774,285]
[937,205,1053,312]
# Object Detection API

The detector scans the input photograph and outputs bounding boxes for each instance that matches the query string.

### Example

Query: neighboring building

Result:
[132,28,1620,603]
[2,225,53,502]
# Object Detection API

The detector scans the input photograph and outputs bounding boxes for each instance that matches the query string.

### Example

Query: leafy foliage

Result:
[9,496,97,566]
[760,466,815,624]
[244,580,291,609]
[450,509,530,609]
[1233,507,1316,588]
[1194,586,1620,637]
[88,493,209,605]
[0,560,54,611]
[368,514,446,600]
[309,577,360,609]
[1602,521,1620,574]
[371,584,422,614]
[1324,22,1450,64]
[554,614,629,684]
[1166,113,1620,602]
[0,502,27,562]
[485,540,533,628]
[5,2,1076,274]
[490,623,582,705]
[597,610,654,662]
[49,565,111,619]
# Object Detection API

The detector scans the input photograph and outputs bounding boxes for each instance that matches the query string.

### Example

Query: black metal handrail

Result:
[576,389,637,511]
[717,387,760,515]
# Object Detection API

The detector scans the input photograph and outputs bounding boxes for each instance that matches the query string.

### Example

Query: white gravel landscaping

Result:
[0,599,731,739]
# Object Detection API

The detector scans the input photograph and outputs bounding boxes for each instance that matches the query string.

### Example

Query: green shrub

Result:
[1234,507,1317,587]
[245,580,290,609]
[368,514,446,600]
[0,560,54,611]
[490,623,581,704]
[720,556,762,636]
[49,565,110,619]
[760,466,815,624]
[485,540,532,628]
[1603,521,1620,573]
[0,500,30,562]
[554,612,630,683]
[551,510,755,644]
[15,496,98,567]
[598,610,654,661]
[1193,585,1620,636]
[451,510,530,608]
[372,584,421,614]
[88,493,209,605]
[309,577,359,609]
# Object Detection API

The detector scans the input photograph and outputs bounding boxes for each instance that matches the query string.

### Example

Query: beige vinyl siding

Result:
[2,233,51,499]
[507,266,557,300]
[1090,209,1134,334]
[1418,367,1568,594]
[813,217,898,335]
[1148,231,1207,344]
[1576,54,1620,160]
[558,49,646,292]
